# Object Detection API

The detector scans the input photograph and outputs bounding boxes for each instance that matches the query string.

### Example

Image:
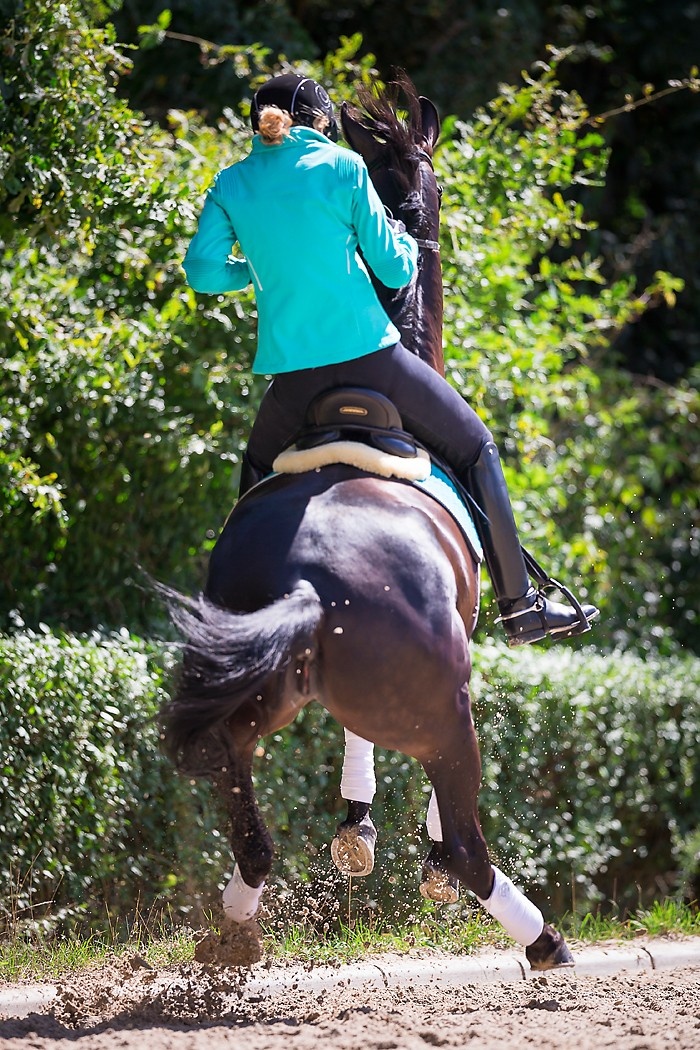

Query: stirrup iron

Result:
[518,548,594,634]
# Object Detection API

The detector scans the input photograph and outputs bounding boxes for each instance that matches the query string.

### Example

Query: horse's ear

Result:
[340,101,383,166]
[419,97,441,152]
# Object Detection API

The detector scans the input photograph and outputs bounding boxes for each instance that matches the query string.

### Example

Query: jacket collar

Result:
[250,125,333,154]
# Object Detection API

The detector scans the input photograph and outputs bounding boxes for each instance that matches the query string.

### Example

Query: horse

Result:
[160,76,574,971]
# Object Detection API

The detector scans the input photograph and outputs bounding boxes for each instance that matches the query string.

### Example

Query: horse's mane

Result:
[348,71,426,192]
[343,70,443,368]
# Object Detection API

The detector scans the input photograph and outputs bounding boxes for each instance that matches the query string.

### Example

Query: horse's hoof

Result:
[331,815,377,876]
[194,916,263,968]
[525,923,575,971]
[419,860,460,904]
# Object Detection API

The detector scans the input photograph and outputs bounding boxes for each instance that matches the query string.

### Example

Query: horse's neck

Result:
[411,247,444,377]
[389,171,445,377]
[391,240,444,378]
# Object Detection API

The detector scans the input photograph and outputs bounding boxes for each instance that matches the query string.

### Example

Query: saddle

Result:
[271,387,483,561]
[272,387,431,482]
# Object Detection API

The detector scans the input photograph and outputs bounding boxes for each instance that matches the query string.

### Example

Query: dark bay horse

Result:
[161,78,573,970]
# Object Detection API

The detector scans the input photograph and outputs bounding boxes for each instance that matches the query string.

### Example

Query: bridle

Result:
[415,147,442,252]
[367,146,442,254]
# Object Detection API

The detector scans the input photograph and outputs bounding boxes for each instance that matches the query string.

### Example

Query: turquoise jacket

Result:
[183,126,418,375]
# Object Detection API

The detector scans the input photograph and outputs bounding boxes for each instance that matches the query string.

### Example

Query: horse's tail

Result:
[159,580,324,775]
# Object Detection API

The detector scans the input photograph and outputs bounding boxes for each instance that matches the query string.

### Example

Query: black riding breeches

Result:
[245,342,492,476]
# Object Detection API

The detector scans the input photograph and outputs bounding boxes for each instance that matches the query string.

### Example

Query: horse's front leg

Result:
[419,791,460,904]
[423,689,574,971]
[330,728,378,876]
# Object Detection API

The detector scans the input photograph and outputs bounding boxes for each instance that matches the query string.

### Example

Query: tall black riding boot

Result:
[237,450,266,501]
[467,442,599,647]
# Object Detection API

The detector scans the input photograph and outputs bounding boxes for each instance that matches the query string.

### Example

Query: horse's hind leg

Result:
[195,714,272,967]
[428,764,573,968]
[423,690,574,970]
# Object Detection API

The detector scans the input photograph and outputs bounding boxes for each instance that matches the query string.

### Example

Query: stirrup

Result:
[521,549,596,632]
[497,550,599,646]
[497,581,598,647]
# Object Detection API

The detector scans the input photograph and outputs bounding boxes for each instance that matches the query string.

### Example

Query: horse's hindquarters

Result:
[206,469,478,756]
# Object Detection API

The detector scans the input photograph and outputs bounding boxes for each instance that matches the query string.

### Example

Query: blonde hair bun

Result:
[258,105,293,145]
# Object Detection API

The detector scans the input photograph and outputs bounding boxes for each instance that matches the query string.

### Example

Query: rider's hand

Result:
[386,213,407,235]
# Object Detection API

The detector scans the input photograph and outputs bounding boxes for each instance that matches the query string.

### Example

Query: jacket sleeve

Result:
[350,158,418,289]
[182,175,252,294]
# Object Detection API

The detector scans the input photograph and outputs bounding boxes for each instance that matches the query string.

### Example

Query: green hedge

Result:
[0,632,225,929]
[471,641,700,912]
[1,632,698,932]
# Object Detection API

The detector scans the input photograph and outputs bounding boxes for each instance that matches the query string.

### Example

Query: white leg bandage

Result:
[222,864,265,922]
[426,789,444,841]
[476,866,544,946]
[340,729,376,803]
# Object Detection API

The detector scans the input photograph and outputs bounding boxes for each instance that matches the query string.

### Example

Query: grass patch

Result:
[267,899,700,964]
[1,898,698,983]
[266,908,511,964]
[0,912,196,983]
[564,898,700,943]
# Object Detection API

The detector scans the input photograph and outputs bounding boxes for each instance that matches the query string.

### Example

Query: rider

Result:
[183,71,599,652]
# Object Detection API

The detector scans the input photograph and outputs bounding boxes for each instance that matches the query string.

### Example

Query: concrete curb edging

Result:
[2,937,700,1020]
[240,937,700,997]
[0,985,57,1020]
[245,951,527,999]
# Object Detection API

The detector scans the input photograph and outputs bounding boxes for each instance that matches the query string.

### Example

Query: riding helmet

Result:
[250,73,338,141]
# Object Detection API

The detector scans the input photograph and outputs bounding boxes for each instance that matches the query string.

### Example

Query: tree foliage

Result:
[1,1,259,627]
[433,60,699,651]
[0,1,698,655]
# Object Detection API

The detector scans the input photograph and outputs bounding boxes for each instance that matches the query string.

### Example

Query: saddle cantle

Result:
[272,386,431,482]
[297,387,419,459]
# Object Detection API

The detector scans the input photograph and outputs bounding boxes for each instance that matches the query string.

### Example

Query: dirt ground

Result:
[1,951,699,1050]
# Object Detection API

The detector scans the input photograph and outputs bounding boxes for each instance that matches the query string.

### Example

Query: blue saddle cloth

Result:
[415,462,483,563]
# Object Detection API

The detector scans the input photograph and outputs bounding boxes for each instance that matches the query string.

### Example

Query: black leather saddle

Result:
[295,386,419,459]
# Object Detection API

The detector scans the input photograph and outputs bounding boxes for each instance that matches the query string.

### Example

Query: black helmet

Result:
[250,73,338,142]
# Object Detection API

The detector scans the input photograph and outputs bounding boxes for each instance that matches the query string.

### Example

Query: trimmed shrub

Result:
[1,631,698,931]
[470,641,700,913]
[0,631,227,929]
